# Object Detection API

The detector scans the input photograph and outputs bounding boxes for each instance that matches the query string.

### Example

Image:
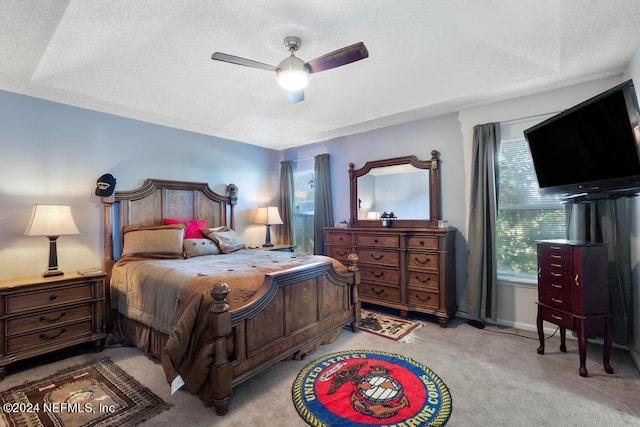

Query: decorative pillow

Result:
[122,224,185,259]
[183,238,221,258]
[201,228,246,254]
[163,218,207,239]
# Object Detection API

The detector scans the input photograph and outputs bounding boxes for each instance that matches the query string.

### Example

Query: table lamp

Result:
[254,206,283,247]
[25,204,80,277]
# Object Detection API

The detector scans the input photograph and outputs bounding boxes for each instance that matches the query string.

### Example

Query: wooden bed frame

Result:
[101,179,360,415]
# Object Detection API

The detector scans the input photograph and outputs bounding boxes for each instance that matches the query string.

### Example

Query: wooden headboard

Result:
[102,179,238,275]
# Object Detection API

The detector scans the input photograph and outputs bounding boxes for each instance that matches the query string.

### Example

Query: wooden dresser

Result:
[325,227,456,327]
[0,272,107,380]
[535,240,613,377]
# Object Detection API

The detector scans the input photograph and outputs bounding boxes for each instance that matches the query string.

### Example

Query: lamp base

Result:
[262,243,274,247]
[42,269,64,277]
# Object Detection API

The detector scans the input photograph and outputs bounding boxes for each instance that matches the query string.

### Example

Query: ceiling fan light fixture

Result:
[276,55,310,91]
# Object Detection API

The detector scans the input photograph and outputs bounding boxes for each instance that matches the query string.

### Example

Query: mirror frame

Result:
[349,150,441,228]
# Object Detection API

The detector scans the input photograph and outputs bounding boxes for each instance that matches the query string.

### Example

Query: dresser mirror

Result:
[349,150,441,227]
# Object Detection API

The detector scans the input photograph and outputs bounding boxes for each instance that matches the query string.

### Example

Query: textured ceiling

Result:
[2,1,640,150]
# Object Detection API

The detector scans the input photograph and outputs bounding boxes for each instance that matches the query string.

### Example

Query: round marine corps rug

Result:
[292,350,451,426]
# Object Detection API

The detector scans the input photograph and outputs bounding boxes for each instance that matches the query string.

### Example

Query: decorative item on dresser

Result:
[0,272,107,380]
[536,240,614,377]
[326,150,457,327]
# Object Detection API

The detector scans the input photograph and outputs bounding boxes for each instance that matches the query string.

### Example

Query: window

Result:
[497,118,566,280]
[293,159,314,254]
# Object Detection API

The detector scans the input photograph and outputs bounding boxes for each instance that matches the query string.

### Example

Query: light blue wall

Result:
[280,112,468,309]
[0,90,280,279]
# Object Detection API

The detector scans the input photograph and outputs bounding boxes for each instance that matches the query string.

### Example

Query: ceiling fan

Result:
[211,36,369,104]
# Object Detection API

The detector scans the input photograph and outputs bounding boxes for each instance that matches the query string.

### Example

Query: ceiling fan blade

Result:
[306,42,369,73]
[211,52,276,71]
[288,90,304,104]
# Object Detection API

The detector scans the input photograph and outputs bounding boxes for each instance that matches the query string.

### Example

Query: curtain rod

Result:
[502,111,561,125]
[284,153,329,163]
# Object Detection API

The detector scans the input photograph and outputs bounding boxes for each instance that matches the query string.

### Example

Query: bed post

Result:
[209,282,233,415]
[347,253,361,332]
[226,184,238,230]
[101,196,116,277]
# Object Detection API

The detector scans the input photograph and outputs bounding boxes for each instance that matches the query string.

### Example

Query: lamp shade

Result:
[25,205,80,236]
[254,206,283,225]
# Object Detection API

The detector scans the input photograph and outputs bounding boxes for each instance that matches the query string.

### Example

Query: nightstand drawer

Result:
[6,304,94,336]
[407,252,439,270]
[7,319,94,353]
[6,283,94,314]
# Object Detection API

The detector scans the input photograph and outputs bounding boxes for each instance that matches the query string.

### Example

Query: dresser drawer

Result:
[539,305,573,329]
[357,249,400,267]
[360,266,401,284]
[360,282,401,303]
[407,270,439,290]
[407,252,439,270]
[7,319,94,353]
[328,232,352,245]
[356,233,400,248]
[408,287,439,309]
[538,268,573,285]
[327,246,353,261]
[6,304,94,336]
[407,235,438,250]
[6,283,95,314]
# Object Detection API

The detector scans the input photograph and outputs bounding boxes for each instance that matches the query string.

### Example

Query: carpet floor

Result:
[1,316,639,426]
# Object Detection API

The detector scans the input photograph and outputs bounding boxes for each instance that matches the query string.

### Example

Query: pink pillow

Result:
[163,218,207,239]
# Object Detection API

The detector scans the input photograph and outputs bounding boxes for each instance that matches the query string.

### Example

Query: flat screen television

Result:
[524,79,640,202]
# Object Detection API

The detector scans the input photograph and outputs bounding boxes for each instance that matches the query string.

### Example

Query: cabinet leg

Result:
[536,305,545,355]
[399,310,408,319]
[0,367,5,382]
[603,316,614,374]
[93,339,105,353]
[438,317,448,328]
[576,319,588,377]
[559,327,567,353]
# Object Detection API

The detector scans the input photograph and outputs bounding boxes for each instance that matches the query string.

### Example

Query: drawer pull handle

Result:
[39,312,66,323]
[575,274,580,287]
[374,239,379,244]
[39,328,66,340]
[550,246,562,250]
[337,250,348,256]
[551,314,563,321]
[550,255,561,259]
[419,240,425,246]
[551,298,564,304]
[416,275,431,283]
[372,287,385,295]
[49,294,57,301]
[550,272,562,277]
[414,257,431,265]
[551,284,562,289]
[416,294,432,302]
[370,254,384,261]
[550,263,561,268]
[372,271,385,278]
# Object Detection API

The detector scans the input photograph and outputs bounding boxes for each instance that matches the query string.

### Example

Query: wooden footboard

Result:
[206,255,360,415]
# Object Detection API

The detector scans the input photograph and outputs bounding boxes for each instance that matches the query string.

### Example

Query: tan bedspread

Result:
[110,249,347,398]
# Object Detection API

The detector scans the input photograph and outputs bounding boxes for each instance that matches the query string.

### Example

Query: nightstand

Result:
[252,244,296,252]
[0,272,107,380]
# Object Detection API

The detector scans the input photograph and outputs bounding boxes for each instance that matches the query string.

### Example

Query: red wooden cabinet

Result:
[536,240,613,377]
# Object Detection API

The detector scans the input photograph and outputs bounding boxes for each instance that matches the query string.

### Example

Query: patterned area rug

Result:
[359,309,421,341]
[0,358,170,427]
[292,350,452,426]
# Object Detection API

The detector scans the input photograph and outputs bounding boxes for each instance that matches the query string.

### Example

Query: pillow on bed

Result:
[163,218,207,239]
[201,228,246,253]
[122,224,185,259]
[183,238,221,258]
